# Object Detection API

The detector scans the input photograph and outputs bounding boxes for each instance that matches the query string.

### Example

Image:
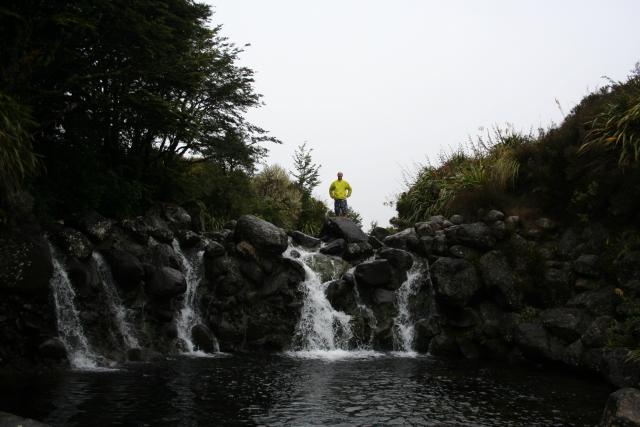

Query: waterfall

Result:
[173,240,217,353]
[352,281,378,347]
[392,261,425,352]
[48,242,101,369]
[93,252,140,349]
[286,246,354,351]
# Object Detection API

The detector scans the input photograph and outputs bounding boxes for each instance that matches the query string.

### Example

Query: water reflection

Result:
[0,354,611,426]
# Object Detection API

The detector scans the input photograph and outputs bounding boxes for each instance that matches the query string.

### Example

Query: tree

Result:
[290,143,321,196]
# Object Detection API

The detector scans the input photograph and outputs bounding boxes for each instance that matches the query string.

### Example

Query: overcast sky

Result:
[204,0,640,228]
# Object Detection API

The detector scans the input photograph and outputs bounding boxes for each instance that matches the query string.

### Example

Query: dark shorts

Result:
[334,199,348,216]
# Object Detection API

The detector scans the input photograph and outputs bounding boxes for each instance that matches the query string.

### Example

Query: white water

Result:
[286,246,354,351]
[48,242,101,369]
[173,240,218,353]
[392,261,425,352]
[93,252,140,349]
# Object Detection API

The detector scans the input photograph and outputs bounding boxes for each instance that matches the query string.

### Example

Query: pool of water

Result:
[0,352,611,426]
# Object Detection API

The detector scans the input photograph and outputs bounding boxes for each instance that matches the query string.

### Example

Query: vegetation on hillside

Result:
[0,0,330,232]
[393,65,640,228]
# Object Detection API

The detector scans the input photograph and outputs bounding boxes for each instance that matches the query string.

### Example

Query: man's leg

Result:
[334,199,340,216]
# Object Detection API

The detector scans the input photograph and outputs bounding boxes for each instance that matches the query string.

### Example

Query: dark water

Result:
[0,352,611,426]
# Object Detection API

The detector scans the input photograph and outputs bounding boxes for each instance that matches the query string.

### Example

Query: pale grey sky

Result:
[205,0,640,227]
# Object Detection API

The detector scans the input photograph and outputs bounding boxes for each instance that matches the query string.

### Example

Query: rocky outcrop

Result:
[235,215,288,255]
[600,388,640,427]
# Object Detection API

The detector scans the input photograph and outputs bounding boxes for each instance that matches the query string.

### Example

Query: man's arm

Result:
[345,181,352,198]
[329,182,335,199]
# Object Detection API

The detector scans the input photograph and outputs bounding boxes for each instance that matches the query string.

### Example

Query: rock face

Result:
[431,257,480,307]
[320,217,368,243]
[600,388,640,427]
[235,215,288,255]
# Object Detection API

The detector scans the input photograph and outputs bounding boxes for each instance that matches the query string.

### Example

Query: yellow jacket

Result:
[329,179,352,200]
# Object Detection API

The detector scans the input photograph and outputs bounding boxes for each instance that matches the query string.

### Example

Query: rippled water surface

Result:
[0,353,611,426]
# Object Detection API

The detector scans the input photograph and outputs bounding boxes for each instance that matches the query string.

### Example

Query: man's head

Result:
[337,171,343,180]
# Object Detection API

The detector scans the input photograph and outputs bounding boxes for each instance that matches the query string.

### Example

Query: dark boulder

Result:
[601,349,640,388]
[478,250,523,309]
[290,231,321,248]
[384,228,420,252]
[343,242,374,262]
[540,307,591,343]
[326,279,356,312]
[582,316,618,348]
[0,232,53,298]
[146,266,187,298]
[574,254,601,278]
[151,243,182,270]
[38,338,67,360]
[370,226,391,242]
[514,322,564,361]
[204,241,226,259]
[449,214,464,225]
[235,215,288,255]
[431,257,481,307]
[445,222,497,250]
[483,209,505,223]
[319,239,346,256]
[149,228,174,245]
[415,221,439,237]
[0,411,50,427]
[164,205,192,229]
[50,227,93,260]
[414,317,442,352]
[377,247,414,272]
[373,288,396,305]
[449,245,480,260]
[354,259,395,290]
[320,217,368,243]
[106,249,144,291]
[600,388,640,427]
[616,251,640,285]
[71,210,114,241]
[567,286,621,316]
[177,230,202,248]
[428,331,459,356]
[191,324,218,353]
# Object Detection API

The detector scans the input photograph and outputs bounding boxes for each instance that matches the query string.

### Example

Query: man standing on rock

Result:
[329,171,352,216]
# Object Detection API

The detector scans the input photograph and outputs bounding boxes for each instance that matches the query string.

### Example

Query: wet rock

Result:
[149,228,174,244]
[483,209,505,223]
[514,322,562,360]
[540,307,591,342]
[354,259,395,290]
[449,245,480,260]
[582,316,618,348]
[444,222,497,250]
[146,266,187,298]
[431,257,481,307]
[447,307,480,329]
[616,251,640,285]
[370,226,391,242]
[303,253,349,283]
[50,227,93,260]
[414,317,442,352]
[415,221,439,237]
[368,235,384,250]
[504,216,520,232]
[567,286,620,316]
[558,229,582,260]
[235,215,288,255]
[326,279,356,312]
[384,228,420,252]
[343,242,374,262]
[151,243,182,270]
[290,231,321,248]
[600,387,640,427]
[38,338,67,360]
[164,205,192,229]
[320,217,368,243]
[191,324,218,353]
[71,210,114,241]
[449,214,464,225]
[377,247,414,272]
[601,349,640,388]
[106,249,144,290]
[574,254,601,278]
[204,241,226,259]
[479,250,523,309]
[0,411,49,427]
[536,217,557,231]
[319,239,346,256]
[67,256,98,297]
[373,288,396,305]
[127,348,143,361]
[428,332,459,356]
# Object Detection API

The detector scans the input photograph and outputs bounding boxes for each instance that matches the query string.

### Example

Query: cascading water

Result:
[392,260,426,352]
[173,240,217,353]
[93,252,140,349]
[48,242,101,368]
[286,246,354,351]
